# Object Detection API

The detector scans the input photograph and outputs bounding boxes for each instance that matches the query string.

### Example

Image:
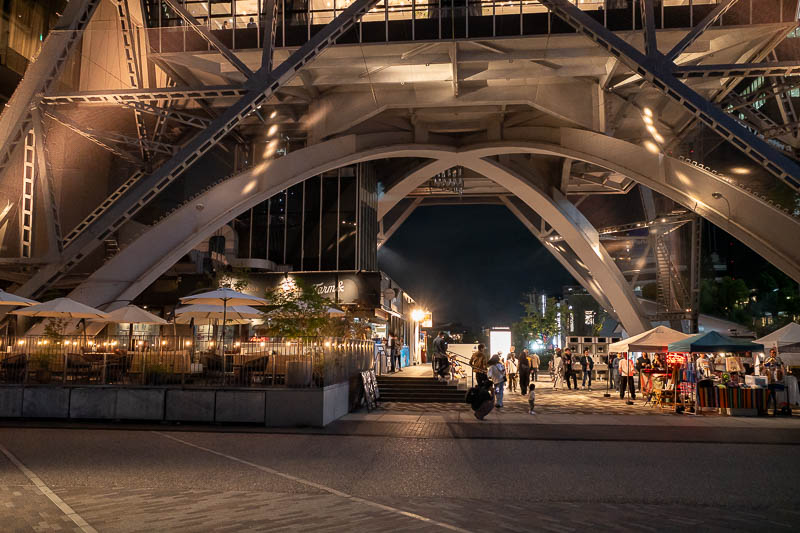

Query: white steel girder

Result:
[537,0,800,191]
[500,195,618,322]
[16,0,383,298]
[69,132,652,334]
[67,129,800,314]
[0,0,103,179]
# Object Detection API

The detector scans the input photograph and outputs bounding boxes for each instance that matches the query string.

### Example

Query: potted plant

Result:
[30,351,53,384]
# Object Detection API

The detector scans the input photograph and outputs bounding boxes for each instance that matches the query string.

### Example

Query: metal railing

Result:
[141,0,791,52]
[0,335,373,388]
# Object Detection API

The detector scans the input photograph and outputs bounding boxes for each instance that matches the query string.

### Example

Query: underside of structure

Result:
[1,0,799,336]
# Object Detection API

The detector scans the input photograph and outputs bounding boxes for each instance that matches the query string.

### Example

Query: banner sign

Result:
[245,272,381,307]
[666,352,686,365]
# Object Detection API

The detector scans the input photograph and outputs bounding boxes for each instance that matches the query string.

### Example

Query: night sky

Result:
[377,205,576,332]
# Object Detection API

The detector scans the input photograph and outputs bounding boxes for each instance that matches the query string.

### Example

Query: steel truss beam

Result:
[21,129,35,258]
[537,0,800,190]
[31,110,62,257]
[261,0,278,73]
[42,86,248,104]
[112,0,149,160]
[162,0,253,79]
[18,0,382,298]
[44,110,144,165]
[119,101,211,129]
[0,0,102,180]
[726,80,800,111]
[674,61,800,79]
[666,0,740,62]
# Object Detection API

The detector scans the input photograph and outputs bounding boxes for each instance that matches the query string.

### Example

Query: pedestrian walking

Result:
[389,332,402,372]
[528,383,536,415]
[529,349,540,382]
[518,348,531,395]
[618,354,636,402]
[553,350,564,389]
[580,348,594,390]
[563,348,578,390]
[470,343,488,386]
[635,353,652,392]
[609,353,620,390]
[487,354,506,408]
[432,331,450,381]
[505,349,518,392]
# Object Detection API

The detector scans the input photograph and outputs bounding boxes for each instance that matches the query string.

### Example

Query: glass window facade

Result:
[141,0,743,50]
[0,0,64,78]
[235,163,377,272]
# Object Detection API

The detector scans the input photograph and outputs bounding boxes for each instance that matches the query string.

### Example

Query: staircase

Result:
[376,374,465,403]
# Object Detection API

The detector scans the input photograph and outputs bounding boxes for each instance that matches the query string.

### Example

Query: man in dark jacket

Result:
[518,349,531,395]
[432,331,449,379]
[580,348,595,391]
[563,348,578,390]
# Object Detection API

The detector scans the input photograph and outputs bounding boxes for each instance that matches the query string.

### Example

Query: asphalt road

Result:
[1,427,799,532]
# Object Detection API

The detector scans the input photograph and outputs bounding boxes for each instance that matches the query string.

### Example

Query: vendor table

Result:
[697,385,769,415]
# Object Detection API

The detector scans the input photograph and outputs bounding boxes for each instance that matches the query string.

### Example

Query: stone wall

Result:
[0,382,351,427]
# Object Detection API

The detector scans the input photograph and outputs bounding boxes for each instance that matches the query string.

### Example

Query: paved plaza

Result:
[376,364,776,417]
[1,425,799,532]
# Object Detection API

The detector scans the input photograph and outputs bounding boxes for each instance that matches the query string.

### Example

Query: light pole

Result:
[711,191,731,224]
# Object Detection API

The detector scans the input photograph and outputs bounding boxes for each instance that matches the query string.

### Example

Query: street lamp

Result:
[711,191,731,223]
[411,309,425,322]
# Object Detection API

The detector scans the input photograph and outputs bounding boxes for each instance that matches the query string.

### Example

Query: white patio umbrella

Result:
[179,288,268,307]
[11,298,110,320]
[179,289,267,354]
[0,289,39,307]
[94,305,169,349]
[100,304,169,325]
[174,304,262,321]
[11,297,111,344]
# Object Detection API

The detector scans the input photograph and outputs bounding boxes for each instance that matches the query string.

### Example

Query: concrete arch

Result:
[70,129,800,332]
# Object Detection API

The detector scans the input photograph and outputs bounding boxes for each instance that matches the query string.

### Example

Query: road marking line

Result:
[154,431,470,532]
[0,443,97,533]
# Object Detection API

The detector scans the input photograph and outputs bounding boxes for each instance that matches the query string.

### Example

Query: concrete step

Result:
[378,385,459,394]
[380,394,465,403]
[377,374,465,403]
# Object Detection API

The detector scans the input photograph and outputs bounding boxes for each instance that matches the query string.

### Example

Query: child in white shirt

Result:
[528,384,536,414]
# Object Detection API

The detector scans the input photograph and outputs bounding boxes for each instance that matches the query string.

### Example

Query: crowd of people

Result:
[466,343,543,417]
[548,347,596,391]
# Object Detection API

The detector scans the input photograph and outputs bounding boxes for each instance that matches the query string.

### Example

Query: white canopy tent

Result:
[756,322,800,367]
[608,326,691,353]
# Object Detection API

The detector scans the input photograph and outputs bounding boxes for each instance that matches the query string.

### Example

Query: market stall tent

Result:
[608,326,690,353]
[755,322,800,349]
[668,330,763,353]
[756,323,800,367]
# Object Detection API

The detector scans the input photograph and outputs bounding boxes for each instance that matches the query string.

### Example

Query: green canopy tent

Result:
[668,331,763,414]
[667,330,763,354]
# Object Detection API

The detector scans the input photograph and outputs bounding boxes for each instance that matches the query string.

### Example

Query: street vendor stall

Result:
[668,331,764,416]
[755,323,800,409]
[608,326,691,401]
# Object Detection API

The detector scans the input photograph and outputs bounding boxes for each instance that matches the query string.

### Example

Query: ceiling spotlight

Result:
[270,110,277,119]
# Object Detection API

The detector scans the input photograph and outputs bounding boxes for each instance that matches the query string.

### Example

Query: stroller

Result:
[465,380,494,420]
